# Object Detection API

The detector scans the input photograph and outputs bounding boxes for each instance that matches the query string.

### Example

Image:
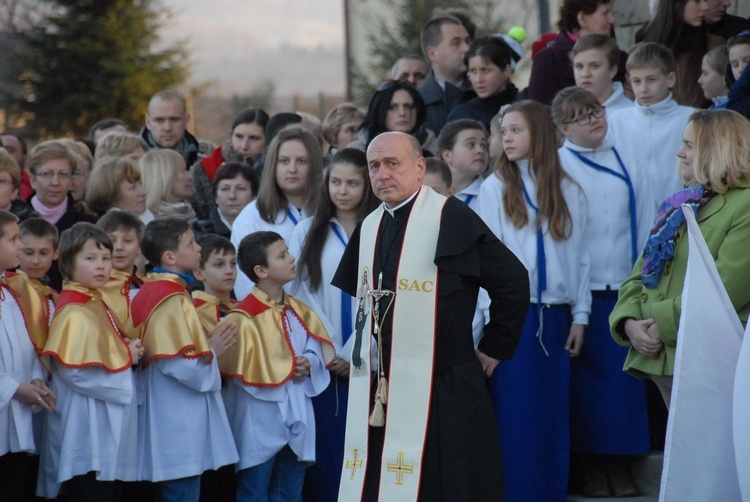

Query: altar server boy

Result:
[97,210,144,340]
[192,234,238,333]
[17,217,60,303]
[0,210,55,500]
[218,231,334,501]
[38,222,143,499]
[132,218,238,502]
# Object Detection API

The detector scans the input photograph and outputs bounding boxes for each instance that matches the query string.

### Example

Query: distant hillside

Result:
[190,44,346,97]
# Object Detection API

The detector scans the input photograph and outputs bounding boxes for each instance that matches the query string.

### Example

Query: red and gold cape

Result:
[41,281,132,373]
[2,271,57,352]
[100,268,143,340]
[218,287,335,387]
[131,273,213,367]
[192,290,237,334]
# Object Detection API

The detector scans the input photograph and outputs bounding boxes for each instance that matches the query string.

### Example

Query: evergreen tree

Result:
[8,0,189,138]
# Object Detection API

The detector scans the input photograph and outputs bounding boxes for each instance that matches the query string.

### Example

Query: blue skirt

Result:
[490,304,571,502]
[302,374,348,502]
[570,290,650,454]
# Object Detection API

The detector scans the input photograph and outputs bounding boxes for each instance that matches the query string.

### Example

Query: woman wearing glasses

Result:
[26,140,96,289]
[553,87,655,498]
[348,80,438,155]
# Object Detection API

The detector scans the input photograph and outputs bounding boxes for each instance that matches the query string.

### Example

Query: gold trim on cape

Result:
[192,290,237,334]
[135,273,213,367]
[218,287,335,387]
[100,268,140,340]
[41,281,132,373]
[2,271,55,352]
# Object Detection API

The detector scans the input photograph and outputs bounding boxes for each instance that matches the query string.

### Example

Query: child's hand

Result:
[566,324,585,357]
[293,356,311,382]
[329,357,350,378]
[129,339,144,364]
[209,323,237,358]
[14,381,55,412]
[31,378,57,411]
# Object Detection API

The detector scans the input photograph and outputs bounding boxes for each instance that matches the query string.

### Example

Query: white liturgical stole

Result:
[339,187,444,501]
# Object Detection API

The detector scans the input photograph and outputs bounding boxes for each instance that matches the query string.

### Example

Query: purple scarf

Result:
[641,185,714,289]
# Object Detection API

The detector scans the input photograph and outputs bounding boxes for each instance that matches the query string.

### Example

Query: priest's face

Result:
[367,133,426,208]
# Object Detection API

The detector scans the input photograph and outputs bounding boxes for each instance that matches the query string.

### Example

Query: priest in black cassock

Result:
[333,132,529,501]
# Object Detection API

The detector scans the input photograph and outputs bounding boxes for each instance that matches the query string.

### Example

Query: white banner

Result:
[660,206,744,501]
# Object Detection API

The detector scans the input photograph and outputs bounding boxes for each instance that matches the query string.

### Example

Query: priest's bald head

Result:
[366,132,426,208]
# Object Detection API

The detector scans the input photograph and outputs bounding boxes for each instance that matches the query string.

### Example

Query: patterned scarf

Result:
[641,185,715,288]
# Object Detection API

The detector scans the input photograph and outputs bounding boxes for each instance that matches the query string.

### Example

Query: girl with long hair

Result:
[230,127,323,299]
[477,100,590,502]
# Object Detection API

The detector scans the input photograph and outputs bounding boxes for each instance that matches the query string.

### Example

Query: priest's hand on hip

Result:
[476,350,500,378]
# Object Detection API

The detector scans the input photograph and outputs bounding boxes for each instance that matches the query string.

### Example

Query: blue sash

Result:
[330,222,353,344]
[566,147,638,265]
[521,180,549,355]
[287,208,299,225]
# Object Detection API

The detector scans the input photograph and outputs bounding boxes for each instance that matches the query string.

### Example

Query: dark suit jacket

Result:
[419,71,476,135]
[707,13,750,40]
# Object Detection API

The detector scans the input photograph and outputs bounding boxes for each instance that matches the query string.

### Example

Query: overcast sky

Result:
[161,0,347,96]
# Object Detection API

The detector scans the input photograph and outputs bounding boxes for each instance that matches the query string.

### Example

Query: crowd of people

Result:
[3,0,750,501]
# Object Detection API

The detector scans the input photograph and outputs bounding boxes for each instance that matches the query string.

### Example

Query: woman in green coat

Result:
[610,109,750,408]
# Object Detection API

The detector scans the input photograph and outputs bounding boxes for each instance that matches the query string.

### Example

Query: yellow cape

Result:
[41,281,132,373]
[100,268,141,340]
[218,287,335,386]
[191,290,237,334]
[132,273,213,367]
[2,271,56,352]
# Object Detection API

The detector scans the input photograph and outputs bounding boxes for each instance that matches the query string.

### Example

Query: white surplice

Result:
[222,310,330,471]
[38,362,138,498]
[137,354,239,482]
[0,289,46,456]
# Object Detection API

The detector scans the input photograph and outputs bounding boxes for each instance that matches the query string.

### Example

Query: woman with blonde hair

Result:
[321,103,365,161]
[139,149,195,221]
[611,109,750,408]
[86,156,152,223]
[94,132,149,162]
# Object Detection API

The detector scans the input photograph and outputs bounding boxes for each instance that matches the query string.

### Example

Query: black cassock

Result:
[333,195,529,501]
